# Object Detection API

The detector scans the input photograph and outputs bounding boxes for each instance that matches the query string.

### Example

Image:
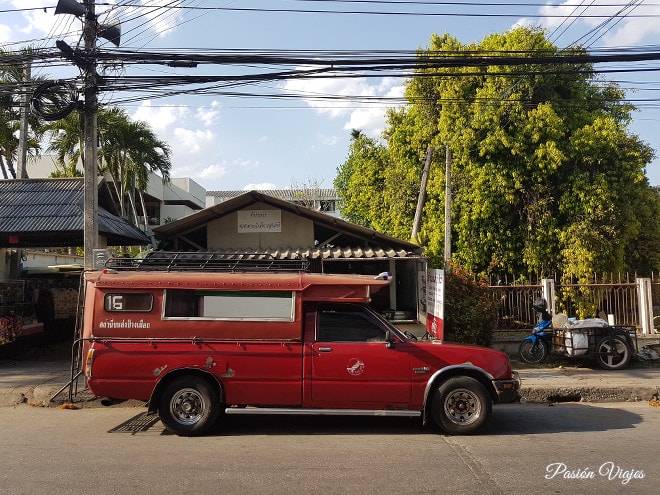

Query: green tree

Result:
[44,110,84,177]
[336,27,659,278]
[46,107,171,227]
[334,129,388,228]
[0,48,45,178]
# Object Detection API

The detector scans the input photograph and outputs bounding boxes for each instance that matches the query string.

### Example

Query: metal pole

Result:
[17,62,31,179]
[444,144,452,265]
[411,147,433,241]
[83,0,99,270]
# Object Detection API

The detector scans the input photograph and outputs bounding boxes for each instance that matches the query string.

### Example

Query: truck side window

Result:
[164,290,199,317]
[318,305,386,342]
[163,289,294,321]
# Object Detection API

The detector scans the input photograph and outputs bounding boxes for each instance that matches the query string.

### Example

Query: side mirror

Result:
[385,330,395,348]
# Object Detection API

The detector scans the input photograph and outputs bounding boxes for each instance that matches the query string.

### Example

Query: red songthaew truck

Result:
[81,252,519,436]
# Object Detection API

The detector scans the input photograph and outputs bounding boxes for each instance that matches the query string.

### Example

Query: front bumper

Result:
[492,371,521,403]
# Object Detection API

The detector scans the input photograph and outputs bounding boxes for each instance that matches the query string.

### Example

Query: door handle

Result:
[318,347,332,352]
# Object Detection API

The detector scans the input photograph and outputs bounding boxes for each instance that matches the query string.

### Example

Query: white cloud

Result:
[281,70,404,138]
[135,0,184,38]
[599,5,660,46]
[243,183,277,190]
[132,101,188,132]
[171,160,227,182]
[196,101,222,126]
[173,127,214,154]
[317,133,340,147]
[14,0,54,36]
[196,163,228,180]
[0,24,12,43]
[519,1,660,47]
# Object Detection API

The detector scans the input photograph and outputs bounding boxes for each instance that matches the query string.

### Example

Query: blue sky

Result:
[3,1,660,190]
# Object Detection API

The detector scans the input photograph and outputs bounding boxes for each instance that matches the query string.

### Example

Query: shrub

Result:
[442,264,498,347]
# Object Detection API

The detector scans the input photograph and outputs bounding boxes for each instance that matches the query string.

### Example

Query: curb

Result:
[519,385,659,404]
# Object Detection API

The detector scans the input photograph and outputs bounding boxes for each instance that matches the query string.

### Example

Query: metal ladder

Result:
[50,271,86,404]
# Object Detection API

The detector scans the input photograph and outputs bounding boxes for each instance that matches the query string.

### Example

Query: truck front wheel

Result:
[431,376,492,435]
[159,376,220,436]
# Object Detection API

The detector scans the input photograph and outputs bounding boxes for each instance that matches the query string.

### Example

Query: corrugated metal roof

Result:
[0,178,150,247]
[207,188,339,201]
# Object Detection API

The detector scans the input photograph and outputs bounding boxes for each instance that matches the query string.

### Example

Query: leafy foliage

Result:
[443,264,499,346]
[335,27,660,279]
[0,47,46,179]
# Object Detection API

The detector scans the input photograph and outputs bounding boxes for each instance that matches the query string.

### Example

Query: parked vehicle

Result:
[518,299,553,364]
[80,251,520,437]
[518,298,637,370]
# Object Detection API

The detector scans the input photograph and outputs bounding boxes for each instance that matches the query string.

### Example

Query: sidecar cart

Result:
[552,321,637,370]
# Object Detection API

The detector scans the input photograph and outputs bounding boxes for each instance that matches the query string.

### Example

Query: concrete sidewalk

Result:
[1,342,660,408]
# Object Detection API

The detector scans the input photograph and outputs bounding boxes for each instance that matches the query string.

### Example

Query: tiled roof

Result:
[205,246,414,260]
[154,190,423,258]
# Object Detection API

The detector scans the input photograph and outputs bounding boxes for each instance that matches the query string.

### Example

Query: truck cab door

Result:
[308,304,412,407]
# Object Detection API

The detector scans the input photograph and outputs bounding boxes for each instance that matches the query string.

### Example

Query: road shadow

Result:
[487,403,644,435]
[212,414,429,436]
[108,403,644,437]
[109,411,429,436]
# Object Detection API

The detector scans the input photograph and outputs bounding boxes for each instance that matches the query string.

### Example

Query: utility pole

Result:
[444,144,452,265]
[16,62,31,179]
[82,0,99,270]
[411,147,433,242]
[55,0,121,268]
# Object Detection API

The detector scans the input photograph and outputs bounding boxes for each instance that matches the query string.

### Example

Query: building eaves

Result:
[154,190,423,255]
[0,178,150,247]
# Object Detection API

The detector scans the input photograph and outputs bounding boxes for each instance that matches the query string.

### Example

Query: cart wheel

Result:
[595,335,632,370]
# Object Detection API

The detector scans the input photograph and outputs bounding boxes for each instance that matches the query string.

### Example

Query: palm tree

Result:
[0,48,45,179]
[98,108,171,226]
[46,106,172,228]
[43,110,84,177]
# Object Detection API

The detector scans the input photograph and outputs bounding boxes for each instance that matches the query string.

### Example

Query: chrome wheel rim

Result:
[444,388,482,425]
[170,387,206,425]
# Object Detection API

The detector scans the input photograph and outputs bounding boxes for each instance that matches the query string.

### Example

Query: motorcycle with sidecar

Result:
[518,298,637,370]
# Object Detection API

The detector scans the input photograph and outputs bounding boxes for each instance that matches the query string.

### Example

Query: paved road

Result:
[0,402,657,495]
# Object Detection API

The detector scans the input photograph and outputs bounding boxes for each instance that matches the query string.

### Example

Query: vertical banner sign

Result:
[426,268,444,339]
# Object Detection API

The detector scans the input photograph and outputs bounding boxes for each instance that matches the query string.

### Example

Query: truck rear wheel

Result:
[431,376,492,435]
[159,376,220,436]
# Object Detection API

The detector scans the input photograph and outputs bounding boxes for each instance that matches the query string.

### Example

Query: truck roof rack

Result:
[104,251,310,273]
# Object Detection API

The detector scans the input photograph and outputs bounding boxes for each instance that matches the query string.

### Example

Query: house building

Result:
[153,190,426,322]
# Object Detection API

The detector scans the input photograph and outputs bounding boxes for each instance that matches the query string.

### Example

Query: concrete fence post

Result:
[541,279,555,315]
[637,278,653,335]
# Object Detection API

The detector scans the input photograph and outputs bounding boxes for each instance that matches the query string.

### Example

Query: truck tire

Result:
[595,335,632,370]
[159,376,220,436]
[431,376,492,435]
